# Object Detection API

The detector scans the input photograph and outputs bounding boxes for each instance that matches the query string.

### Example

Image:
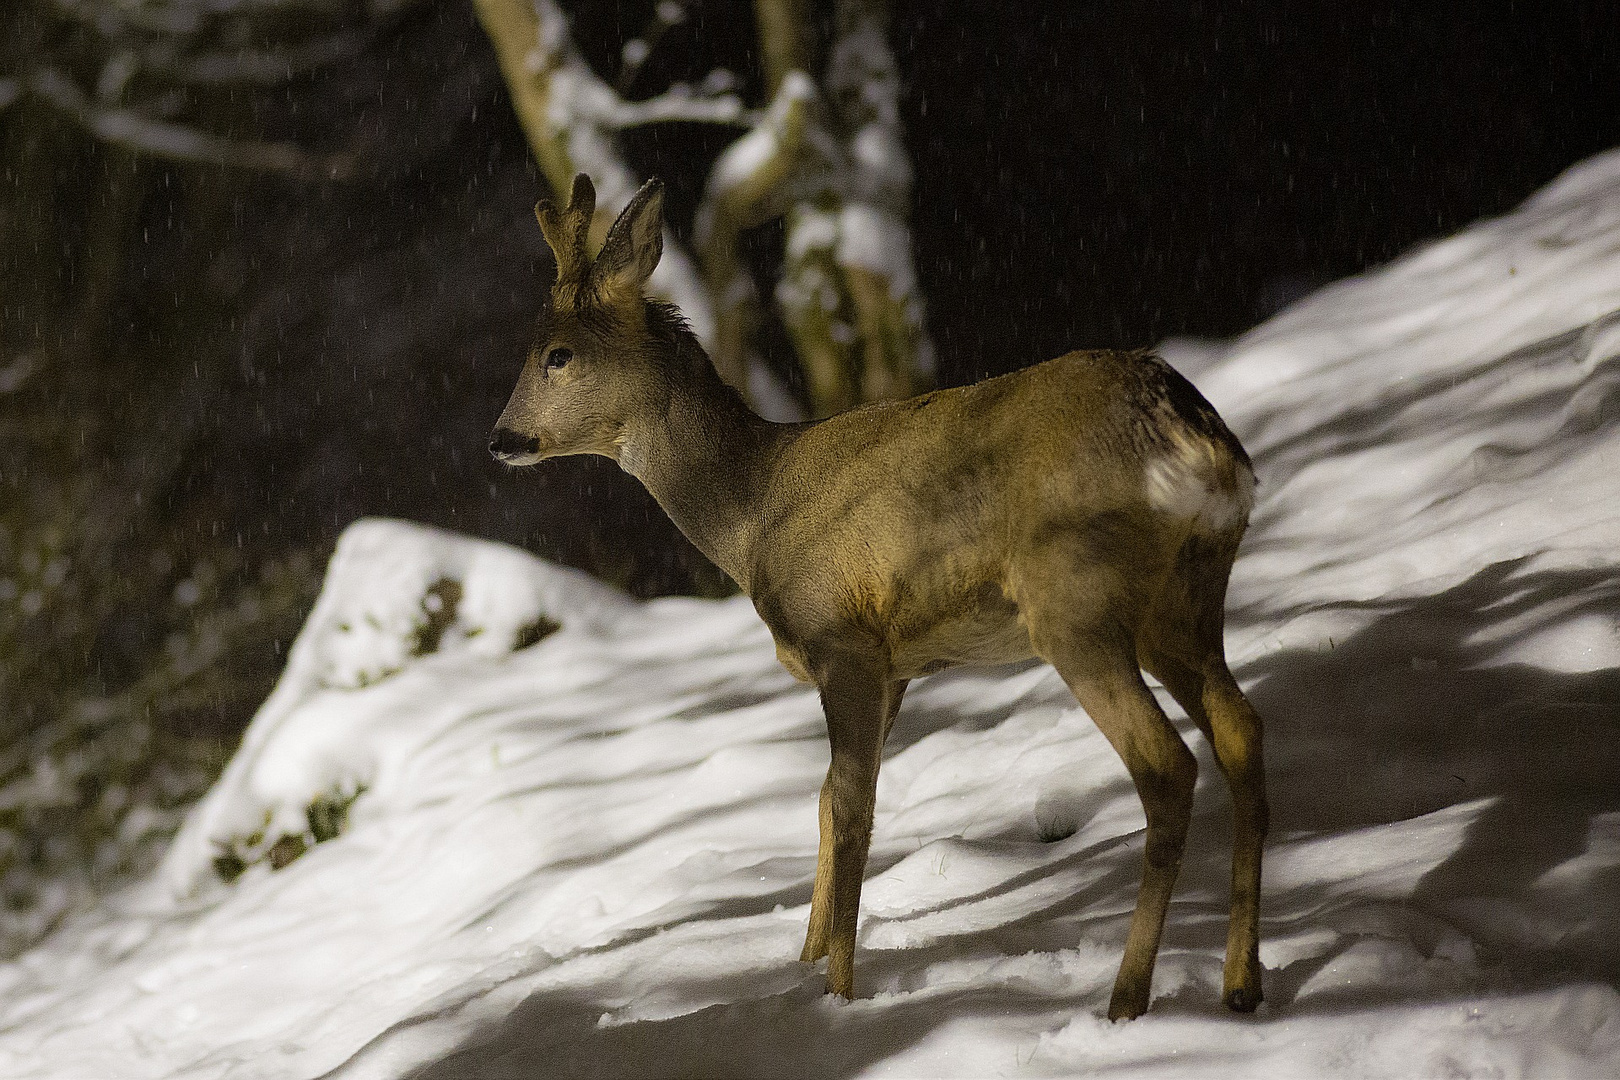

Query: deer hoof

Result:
[824,960,854,1001]
[1106,986,1149,1022]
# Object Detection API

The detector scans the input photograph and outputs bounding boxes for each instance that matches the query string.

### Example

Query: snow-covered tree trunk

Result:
[775,0,934,413]
[471,0,722,347]
[473,0,934,417]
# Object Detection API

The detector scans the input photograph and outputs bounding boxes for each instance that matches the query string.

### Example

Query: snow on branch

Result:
[769,0,933,413]
[472,0,716,344]
[10,0,437,175]
[693,70,817,393]
[614,0,693,97]
[598,87,755,131]
[471,0,930,414]
[824,0,934,394]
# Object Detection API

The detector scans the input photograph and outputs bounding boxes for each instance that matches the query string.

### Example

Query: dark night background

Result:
[197,0,1620,575]
[2,0,1617,762]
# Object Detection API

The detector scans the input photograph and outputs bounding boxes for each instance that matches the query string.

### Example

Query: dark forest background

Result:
[0,0,1616,943]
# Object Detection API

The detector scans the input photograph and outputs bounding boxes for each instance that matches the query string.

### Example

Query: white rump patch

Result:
[1144,430,1254,531]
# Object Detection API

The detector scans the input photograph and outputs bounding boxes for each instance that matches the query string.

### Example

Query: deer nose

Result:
[489,427,540,461]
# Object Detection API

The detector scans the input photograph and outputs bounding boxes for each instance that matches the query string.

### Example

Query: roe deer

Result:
[490,174,1267,1020]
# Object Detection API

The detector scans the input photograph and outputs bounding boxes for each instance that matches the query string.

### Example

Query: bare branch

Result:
[27,68,350,177]
[151,27,383,87]
[94,51,139,102]
[614,0,691,98]
[752,0,815,97]
[44,0,429,92]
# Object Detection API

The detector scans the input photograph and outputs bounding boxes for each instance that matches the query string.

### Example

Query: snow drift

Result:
[3,150,1620,1078]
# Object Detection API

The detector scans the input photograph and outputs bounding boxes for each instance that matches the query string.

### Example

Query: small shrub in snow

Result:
[409,578,464,657]
[513,614,562,650]
[212,784,366,883]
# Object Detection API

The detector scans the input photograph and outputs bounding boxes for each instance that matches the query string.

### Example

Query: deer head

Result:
[489,173,670,467]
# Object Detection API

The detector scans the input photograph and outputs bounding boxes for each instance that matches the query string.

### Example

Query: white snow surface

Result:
[6,151,1620,1078]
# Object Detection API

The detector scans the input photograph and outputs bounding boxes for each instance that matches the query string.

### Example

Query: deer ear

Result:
[591,178,664,298]
[535,173,597,282]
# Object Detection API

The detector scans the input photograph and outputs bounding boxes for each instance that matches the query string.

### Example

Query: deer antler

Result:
[534,173,597,285]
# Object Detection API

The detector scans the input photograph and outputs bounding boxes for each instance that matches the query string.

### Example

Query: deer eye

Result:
[544,347,573,370]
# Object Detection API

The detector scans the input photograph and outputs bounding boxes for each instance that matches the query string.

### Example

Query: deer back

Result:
[748,349,1253,673]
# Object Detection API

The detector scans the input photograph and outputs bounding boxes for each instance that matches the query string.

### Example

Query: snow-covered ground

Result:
[5,150,1620,1078]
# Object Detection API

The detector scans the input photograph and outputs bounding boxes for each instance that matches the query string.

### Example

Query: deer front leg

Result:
[801,779,837,964]
[800,657,894,999]
[803,677,907,966]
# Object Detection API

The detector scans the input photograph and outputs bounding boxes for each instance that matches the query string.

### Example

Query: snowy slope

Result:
[3,150,1620,1078]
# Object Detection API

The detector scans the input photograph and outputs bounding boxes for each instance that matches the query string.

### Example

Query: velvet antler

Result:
[534,173,597,286]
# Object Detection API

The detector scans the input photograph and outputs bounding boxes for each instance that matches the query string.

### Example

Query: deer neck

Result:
[615,363,791,594]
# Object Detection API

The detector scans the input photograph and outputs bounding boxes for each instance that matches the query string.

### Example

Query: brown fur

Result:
[492,176,1269,1019]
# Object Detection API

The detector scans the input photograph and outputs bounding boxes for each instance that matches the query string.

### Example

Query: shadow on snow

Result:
[394,558,1619,1078]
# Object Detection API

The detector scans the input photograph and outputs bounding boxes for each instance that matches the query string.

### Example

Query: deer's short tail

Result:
[1143,424,1255,535]
[1131,352,1255,537]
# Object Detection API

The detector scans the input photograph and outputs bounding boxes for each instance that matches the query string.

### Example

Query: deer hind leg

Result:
[1139,545,1268,1012]
[1030,613,1198,1021]
[800,658,899,998]
[1203,663,1266,1011]
[1144,651,1268,1012]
